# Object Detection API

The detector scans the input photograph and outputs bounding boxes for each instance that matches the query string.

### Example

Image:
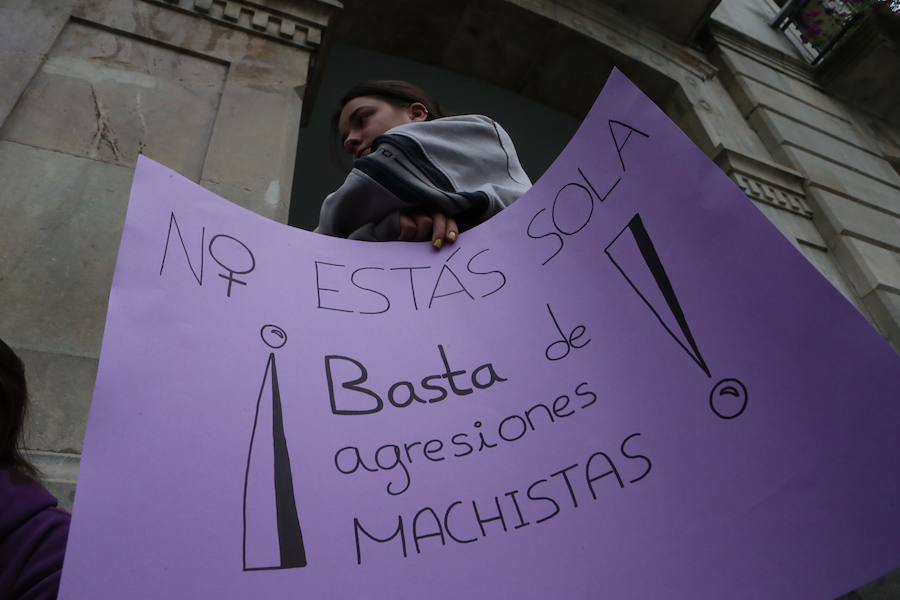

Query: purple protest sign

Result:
[60,69,900,599]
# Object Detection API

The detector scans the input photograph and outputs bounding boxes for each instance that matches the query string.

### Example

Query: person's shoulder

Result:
[435,114,494,124]
[0,467,70,600]
[385,116,514,153]
[391,114,500,135]
[0,465,70,547]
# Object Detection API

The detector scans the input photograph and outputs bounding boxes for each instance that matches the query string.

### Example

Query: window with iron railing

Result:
[771,0,900,64]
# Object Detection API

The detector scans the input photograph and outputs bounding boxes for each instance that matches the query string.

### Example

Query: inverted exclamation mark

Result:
[605,214,748,419]
[243,324,308,571]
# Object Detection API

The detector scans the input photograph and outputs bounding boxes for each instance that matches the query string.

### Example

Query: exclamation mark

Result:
[605,214,748,419]
[243,324,308,571]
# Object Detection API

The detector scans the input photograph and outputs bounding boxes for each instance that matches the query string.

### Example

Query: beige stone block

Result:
[29,451,81,510]
[200,82,303,222]
[715,145,810,206]
[73,0,313,87]
[0,141,133,357]
[713,58,761,116]
[716,45,800,92]
[0,0,73,125]
[714,64,863,147]
[17,347,97,455]
[739,83,868,150]
[678,76,772,159]
[44,480,77,512]
[75,0,222,60]
[716,45,853,120]
[795,242,860,309]
[0,0,335,520]
[853,111,900,165]
[260,0,336,28]
[748,110,900,185]
[61,1,313,224]
[223,0,242,22]
[808,187,900,252]
[753,202,826,249]
[860,288,900,352]
[785,147,900,219]
[831,236,900,297]
[0,20,227,180]
[280,19,297,38]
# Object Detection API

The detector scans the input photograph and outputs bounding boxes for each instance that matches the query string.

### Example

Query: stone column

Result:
[0,0,340,507]
[708,20,900,352]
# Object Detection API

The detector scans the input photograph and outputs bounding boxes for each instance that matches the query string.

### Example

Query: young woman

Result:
[0,338,70,600]
[315,80,532,247]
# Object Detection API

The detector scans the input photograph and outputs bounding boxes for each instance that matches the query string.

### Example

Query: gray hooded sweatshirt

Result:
[315,115,532,241]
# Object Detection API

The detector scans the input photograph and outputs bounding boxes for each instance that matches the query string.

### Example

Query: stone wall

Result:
[0,0,338,507]
[709,0,900,353]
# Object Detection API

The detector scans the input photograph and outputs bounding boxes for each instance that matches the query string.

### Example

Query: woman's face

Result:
[338,96,427,159]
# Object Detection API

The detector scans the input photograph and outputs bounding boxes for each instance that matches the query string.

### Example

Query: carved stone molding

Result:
[715,146,813,218]
[146,0,341,49]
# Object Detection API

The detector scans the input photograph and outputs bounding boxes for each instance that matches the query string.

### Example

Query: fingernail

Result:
[447,231,457,242]
[433,238,443,249]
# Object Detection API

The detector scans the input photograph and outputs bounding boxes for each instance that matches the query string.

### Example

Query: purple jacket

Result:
[0,467,70,600]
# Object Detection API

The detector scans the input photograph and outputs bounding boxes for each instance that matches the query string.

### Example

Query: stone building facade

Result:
[2,0,338,503]
[1,0,898,595]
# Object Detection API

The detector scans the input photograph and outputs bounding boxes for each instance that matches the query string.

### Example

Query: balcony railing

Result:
[772,0,899,65]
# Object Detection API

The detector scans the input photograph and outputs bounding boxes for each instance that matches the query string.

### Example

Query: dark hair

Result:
[0,338,36,477]
[329,80,450,170]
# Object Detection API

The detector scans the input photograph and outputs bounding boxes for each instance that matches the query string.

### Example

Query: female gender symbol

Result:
[209,234,256,298]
